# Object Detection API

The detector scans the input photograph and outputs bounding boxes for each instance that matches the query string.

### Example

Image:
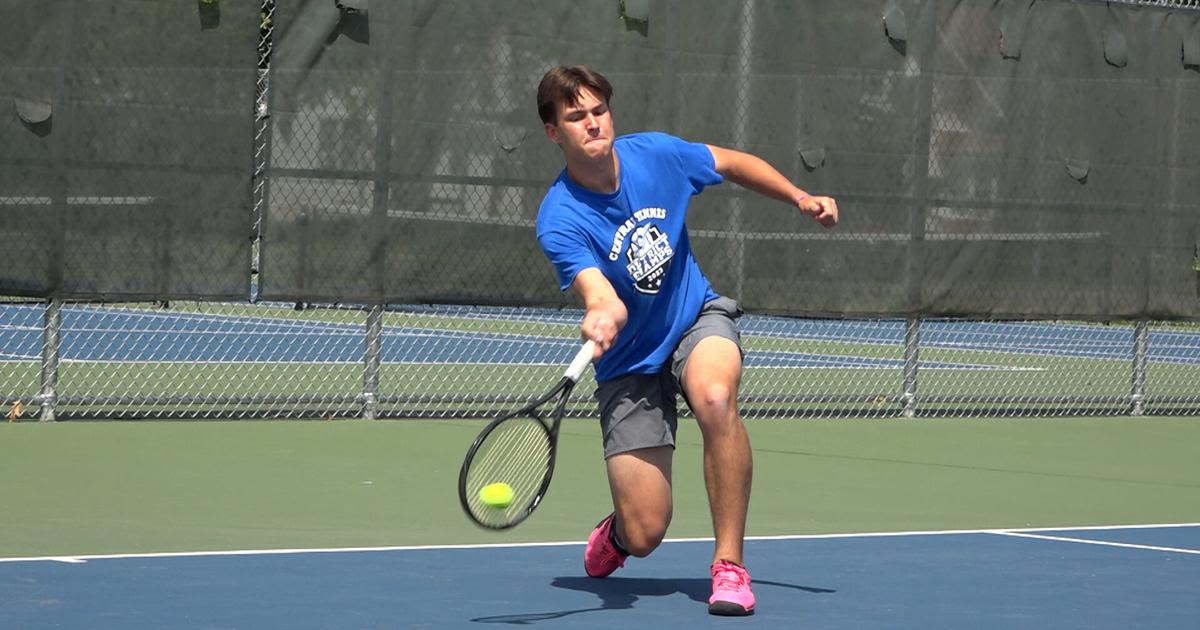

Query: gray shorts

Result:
[593,296,744,459]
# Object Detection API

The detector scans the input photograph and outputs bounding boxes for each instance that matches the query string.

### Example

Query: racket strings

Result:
[478,420,548,495]
[468,440,548,521]
[465,414,553,525]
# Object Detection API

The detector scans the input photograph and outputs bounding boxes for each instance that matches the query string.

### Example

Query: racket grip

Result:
[565,340,596,382]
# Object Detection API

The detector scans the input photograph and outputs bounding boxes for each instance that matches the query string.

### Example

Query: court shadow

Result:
[470,576,834,624]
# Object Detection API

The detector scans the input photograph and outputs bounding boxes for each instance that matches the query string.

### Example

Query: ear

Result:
[544,122,560,144]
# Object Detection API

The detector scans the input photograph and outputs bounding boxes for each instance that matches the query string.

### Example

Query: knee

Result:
[621,529,665,558]
[618,515,671,558]
[691,382,737,422]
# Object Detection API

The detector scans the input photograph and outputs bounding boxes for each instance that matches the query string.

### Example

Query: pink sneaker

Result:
[584,513,627,578]
[708,560,755,616]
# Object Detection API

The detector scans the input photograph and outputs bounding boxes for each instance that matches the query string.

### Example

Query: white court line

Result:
[991,531,1200,555]
[2,522,1195,565]
[51,359,569,367]
[28,306,577,346]
[748,365,1045,372]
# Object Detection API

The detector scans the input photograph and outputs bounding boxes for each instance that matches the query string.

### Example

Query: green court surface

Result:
[1,417,1197,559]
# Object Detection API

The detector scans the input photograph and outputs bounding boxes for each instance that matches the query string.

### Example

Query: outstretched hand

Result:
[797,195,838,228]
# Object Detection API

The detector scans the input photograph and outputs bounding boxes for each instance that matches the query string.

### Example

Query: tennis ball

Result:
[479,482,514,509]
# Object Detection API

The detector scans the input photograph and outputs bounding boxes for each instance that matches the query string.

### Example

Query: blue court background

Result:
[3,305,1199,369]
[2,526,1197,629]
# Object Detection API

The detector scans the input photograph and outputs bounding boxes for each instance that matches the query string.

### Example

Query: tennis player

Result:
[534,65,838,616]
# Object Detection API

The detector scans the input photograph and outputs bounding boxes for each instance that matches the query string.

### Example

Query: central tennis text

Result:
[608,207,667,261]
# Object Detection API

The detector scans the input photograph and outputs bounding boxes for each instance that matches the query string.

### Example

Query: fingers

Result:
[799,195,838,228]
[816,197,838,227]
[584,332,613,361]
[581,313,619,360]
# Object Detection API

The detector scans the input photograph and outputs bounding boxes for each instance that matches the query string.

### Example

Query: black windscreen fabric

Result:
[261,0,663,306]
[0,0,256,300]
[257,0,1198,319]
[909,0,1200,319]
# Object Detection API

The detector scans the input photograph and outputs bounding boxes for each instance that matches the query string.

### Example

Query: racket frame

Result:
[458,341,594,529]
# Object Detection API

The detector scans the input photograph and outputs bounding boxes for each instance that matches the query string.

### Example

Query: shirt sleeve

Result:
[536,212,600,292]
[664,134,723,195]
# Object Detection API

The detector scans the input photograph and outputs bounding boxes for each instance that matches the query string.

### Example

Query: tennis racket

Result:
[458,340,595,530]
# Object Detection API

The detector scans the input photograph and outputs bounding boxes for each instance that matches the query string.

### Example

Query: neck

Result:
[566,148,620,194]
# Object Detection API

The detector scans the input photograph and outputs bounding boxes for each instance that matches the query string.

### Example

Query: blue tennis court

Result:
[4,304,1199,369]
[2,524,1196,629]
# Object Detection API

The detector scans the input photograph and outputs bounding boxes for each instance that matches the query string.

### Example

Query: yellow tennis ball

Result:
[479,482,514,509]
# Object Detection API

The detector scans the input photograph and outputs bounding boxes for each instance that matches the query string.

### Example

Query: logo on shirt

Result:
[608,207,667,261]
[625,224,673,294]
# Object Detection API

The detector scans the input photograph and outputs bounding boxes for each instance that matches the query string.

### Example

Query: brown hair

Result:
[536,65,613,125]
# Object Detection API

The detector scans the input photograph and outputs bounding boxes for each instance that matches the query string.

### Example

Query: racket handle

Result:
[565,340,596,383]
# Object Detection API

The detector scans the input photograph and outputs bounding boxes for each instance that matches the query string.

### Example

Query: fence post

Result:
[39,299,62,422]
[902,316,921,418]
[1129,319,1148,416]
[728,0,755,302]
[362,303,384,420]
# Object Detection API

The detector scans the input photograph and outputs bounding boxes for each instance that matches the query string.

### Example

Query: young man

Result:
[534,65,838,617]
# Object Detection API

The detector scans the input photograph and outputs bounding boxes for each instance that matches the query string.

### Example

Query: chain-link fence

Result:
[2,0,1199,421]
[3,299,1199,421]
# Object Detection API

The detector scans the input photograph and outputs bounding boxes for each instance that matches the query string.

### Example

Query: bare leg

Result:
[605,445,673,557]
[681,336,751,565]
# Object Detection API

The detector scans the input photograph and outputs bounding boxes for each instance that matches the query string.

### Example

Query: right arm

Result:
[572,267,627,361]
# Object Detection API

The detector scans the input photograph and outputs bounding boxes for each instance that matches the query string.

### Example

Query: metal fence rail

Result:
[3,299,1198,421]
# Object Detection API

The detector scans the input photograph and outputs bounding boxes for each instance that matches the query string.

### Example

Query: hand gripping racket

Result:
[458,340,595,529]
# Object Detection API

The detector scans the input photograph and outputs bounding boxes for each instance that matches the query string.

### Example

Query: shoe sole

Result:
[708,601,754,616]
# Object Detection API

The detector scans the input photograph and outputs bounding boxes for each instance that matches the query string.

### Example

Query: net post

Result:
[361,303,384,420]
[902,316,921,418]
[1129,319,1149,416]
[38,299,62,422]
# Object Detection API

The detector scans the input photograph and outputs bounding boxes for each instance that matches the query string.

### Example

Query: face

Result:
[544,87,614,163]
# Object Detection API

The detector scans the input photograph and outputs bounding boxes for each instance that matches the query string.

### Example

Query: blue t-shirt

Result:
[536,131,723,381]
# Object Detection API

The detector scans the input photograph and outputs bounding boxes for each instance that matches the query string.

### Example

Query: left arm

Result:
[707,144,838,228]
